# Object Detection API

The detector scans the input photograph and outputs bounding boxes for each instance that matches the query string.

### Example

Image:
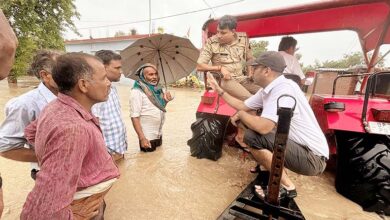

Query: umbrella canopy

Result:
[121,34,199,86]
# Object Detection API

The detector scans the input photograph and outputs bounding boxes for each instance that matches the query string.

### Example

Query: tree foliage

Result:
[130,28,137,35]
[157,27,164,34]
[1,0,79,81]
[322,52,365,68]
[302,51,384,73]
[114,30,126,37]
[249,40,269,58]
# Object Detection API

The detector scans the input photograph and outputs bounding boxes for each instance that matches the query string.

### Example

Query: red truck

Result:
[190,0,390,215]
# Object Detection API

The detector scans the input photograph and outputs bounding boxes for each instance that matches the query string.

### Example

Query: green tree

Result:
[129,28,137,35]
[322,52,364,68]
[157,27,164,34]
[303,59,322,73]
[114,30,126,37]
[249,40,268,58]
[1,0,79,82]
[302,51,384,72]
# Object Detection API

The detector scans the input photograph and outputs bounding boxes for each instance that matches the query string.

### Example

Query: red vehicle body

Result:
[311,93,389,154]
[194,0,390,215]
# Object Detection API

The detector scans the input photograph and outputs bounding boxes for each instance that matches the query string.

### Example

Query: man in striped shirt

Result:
[93,50,127,161]
[21,53,120,220]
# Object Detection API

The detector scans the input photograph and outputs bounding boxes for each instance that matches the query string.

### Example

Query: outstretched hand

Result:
[163,91,174,102]
[207,72,223,93]
[230,112,240,127]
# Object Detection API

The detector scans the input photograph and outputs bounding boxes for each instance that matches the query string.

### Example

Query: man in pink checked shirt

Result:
[21,53,120,220]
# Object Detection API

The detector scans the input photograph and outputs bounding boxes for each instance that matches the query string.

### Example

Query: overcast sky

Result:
[64,0,389,66]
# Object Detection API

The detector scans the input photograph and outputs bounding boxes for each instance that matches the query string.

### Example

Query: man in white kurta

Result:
[278,36,305,83]
[130,88,165,147]
[129,63,172,152]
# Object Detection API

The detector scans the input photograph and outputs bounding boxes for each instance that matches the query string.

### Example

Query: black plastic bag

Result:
[187,116,227,161]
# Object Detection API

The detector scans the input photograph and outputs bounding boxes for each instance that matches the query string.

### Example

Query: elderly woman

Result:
[130,63,173,152]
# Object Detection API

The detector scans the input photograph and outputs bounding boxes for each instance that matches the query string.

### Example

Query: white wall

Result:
[65,39,135,54]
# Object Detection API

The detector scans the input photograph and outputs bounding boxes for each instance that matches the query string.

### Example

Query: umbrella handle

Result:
[157,50,168,89]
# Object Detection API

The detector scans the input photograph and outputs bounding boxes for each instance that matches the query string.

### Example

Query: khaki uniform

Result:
[198,32,260,100]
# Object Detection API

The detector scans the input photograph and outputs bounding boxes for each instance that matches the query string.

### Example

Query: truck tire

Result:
[187,113,229,161]
[335,131,390,215]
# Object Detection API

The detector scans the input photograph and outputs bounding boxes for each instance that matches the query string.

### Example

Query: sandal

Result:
[254,185,297,200]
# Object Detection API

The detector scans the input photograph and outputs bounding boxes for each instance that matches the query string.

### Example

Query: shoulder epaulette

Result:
[209,35,219,43]
[236,32,248,43]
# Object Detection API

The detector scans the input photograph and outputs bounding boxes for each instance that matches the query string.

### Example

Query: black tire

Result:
[335,131,390,215]
[187,113,229,161]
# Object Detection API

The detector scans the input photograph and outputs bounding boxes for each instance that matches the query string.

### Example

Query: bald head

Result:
[143,65,159,85]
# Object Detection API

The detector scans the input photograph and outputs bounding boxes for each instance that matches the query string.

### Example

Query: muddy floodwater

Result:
[0,77,385,220]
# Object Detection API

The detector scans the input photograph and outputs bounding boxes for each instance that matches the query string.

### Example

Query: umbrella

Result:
[121,34,200,88]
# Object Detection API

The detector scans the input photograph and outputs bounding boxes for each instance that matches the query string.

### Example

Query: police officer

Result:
[197,15,261,100]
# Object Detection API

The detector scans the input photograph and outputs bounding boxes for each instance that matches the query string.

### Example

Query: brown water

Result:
[0,77,385,220]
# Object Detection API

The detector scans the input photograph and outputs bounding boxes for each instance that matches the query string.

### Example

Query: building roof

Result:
[65,34,158,45]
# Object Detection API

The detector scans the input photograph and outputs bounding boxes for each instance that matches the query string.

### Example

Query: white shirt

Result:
[129,88,165,140]
[244,75,329,158]
[279,51,305,79]
[0,83,56,169]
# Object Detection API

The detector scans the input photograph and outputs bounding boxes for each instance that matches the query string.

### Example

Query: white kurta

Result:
[279,51,305,79]
[129,88,165,140]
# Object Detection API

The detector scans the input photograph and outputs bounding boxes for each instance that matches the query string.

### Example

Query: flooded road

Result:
[0,77,384,220]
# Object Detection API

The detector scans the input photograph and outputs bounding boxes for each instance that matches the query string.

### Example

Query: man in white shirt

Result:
[278,36,305,85]
[0,50,60,179]
[130,63,173,152]
[208,51,328,199]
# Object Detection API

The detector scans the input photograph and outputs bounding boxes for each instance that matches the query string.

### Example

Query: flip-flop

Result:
[254,185,297,200]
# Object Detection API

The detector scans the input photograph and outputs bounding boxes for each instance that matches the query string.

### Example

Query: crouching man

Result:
[20,53,120,220]
[207,51,328,199]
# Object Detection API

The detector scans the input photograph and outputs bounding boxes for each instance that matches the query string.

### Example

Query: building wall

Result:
[65,39,135,55]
